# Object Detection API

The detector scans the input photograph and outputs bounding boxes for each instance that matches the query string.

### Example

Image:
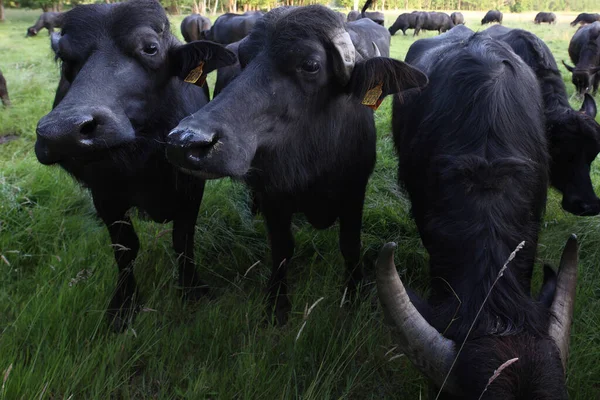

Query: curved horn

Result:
[376,242,460,394]
[591,65,600,74]
[548,234,579,372]
[371,41,381,57]
[330,29,356,85]
[562,60,575,72]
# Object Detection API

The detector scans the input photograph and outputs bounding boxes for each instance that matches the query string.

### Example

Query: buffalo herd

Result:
[2,0,598,397]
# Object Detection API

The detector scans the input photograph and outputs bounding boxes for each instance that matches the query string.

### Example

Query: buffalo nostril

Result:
[79,118,98,137]
[192,132,218,148]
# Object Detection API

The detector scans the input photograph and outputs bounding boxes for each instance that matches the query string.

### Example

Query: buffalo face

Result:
[549,94,600,216]
[35,19,235,167]
[166,7,427,182]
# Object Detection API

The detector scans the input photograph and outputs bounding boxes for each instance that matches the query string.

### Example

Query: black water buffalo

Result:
[486,25,600,216]
[181,14,212,43]
[347,17,391,57]
[388,12,420,36]
[34,0,235,331]
[563,22,600,95]
[26,12,63,37]
[347,10,360,21]
[165,5,427,326]
[0,69,9,107]
[347,0,384,26]
[570,12,600,27]
[385,25,577,399]
[481,10,502,25]
[535,12,556,24]
[414,12,454,36]
[199,11,263,44]
[450,11,464,25]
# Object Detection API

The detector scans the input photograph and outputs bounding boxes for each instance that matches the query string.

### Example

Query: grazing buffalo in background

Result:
[0,69,10,107]
[486,25,600,216]
[199,11,263,44]
[535,12,556,24]
[181,14,212,43]
[481,10,502,25]
[450,11,464,25]
[26,12,63,37]
[347,10,360,21]
[570,13,600,27]
[166,5,427,326]
[387,25,577,399]
[389,12,420,36]
[347,0,384,26]
[563,22,600,95]
[414,12,454,36]
[34,0,236,331]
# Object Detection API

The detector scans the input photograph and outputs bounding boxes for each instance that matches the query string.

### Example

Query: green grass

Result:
[1,8,600,399]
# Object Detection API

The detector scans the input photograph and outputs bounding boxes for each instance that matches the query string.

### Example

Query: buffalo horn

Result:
[376,242,460,394]
[330,29,356,85]
[372,41,381,57]
[548,234,579,372]
[562,60,575,72]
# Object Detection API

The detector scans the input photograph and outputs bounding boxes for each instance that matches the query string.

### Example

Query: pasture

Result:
[1,8,600,399]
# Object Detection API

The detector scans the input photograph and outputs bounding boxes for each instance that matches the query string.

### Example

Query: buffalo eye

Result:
[142,43,159,56]
[300,59,320,73]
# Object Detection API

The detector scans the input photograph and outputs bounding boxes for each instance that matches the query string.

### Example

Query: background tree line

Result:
[0,0,598,25]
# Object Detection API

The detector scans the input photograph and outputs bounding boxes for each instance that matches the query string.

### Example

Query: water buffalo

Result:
[450,11,464,25]
[486,25,600,216]
[181,14,212,43]
[0,69,9,107]
[347,10,360,21]
[570,13,600,27]
[535,12,556,24]
[387,25,577,399]
[199,11,263,44]
[481,10,502,25]
[389,12,420,36]
[165,5,427,326]
[26,11,63,37]
[563,22,600,95]
[414,12,454,36]
[34,0,235,331]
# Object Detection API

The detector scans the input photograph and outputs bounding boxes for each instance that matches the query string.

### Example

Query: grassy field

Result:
[1,8,600,399]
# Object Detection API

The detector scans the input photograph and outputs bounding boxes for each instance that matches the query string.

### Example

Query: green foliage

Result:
[1,9,600,399]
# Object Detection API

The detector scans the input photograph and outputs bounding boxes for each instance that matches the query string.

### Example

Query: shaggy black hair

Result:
[393,30,566,399]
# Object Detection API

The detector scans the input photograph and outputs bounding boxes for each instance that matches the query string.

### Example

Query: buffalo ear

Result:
[581,93,597,118]
[349,57,428,109]
[170,41,237,79]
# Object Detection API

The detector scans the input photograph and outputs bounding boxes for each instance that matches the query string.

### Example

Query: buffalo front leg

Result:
[339,189,366,300]
[172,192,208,301]
[98,208,140,332]
[262,200,294,326]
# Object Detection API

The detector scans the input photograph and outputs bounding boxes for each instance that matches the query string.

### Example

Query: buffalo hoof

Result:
[107,293,140,333]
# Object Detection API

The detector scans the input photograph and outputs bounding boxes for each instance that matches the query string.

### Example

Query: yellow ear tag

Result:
[362,82,384,111]
[184,62,207,87]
